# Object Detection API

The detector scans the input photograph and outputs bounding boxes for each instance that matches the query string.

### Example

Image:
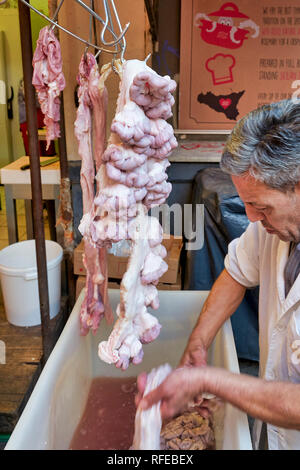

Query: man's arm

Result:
[139,366,300,430]
[180,268,247,366]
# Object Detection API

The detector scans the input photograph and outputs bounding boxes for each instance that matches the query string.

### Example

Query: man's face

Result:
[231,173,300,243]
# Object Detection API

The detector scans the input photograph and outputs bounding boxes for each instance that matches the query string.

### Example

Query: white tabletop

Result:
[0,156,61,185]
[169,140,224,162]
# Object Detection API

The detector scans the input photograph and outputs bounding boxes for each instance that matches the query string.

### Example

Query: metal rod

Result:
[58,91,76,309]
[58,100,68,180]
[18,0,52,364]
[101,0,122,64]
[48,0,76,308]
[50,0,65,31]
[100,0,112,45]
[91,0,99,59]
[19,0,121,55]
[100,0,129,47]
[110,0,126,61]
[76,0,129,46]
[84,0,93,56]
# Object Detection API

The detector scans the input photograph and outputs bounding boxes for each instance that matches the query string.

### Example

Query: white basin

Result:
[5,289,252,450]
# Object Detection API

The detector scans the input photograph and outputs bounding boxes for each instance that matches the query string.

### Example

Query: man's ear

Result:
[294,181,300,196]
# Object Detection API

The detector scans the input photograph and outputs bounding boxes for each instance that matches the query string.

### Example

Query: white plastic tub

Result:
[0,240,63,327]
[5,290,252,450]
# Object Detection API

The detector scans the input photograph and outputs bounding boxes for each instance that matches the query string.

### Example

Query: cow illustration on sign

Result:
[194,2,259,50]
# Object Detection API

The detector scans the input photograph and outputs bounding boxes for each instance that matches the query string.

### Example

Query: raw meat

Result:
[79,58,177,364]
[131,364,217,450]
[160,407,216,450]
[75,53,113,334]
[130,70,176,120]
[32,26,66,149]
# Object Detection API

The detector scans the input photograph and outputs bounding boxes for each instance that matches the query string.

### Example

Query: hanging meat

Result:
[75,53,113,334]
[78,58,177,368]
[32,26,66,150]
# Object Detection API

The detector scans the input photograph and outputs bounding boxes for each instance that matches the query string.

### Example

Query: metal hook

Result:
[84,0,94,58]
[19,0,128,61]
[144,53,151,64]
[19,0,122,55]
[91,0,99,58]
[100,0,129,47]
[74,0,126,45]
[110,0,127,61]
[111,54,117,74]
[95,49,102,60]
[50,0,65,32]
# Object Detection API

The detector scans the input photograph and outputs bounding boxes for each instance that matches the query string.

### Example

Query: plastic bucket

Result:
[0,240,63,327]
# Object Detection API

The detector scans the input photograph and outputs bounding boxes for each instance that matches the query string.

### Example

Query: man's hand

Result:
[135,371,147,409]
[135,333,207,410]
[179,330,207,367]
[138,367,208,420]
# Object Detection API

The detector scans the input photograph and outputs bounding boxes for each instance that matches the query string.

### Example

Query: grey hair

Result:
[220,99,300,192]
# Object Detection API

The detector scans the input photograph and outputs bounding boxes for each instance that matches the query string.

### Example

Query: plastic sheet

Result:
[108,239,131,257]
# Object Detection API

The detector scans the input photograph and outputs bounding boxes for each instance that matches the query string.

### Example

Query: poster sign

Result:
[179,0,300,131]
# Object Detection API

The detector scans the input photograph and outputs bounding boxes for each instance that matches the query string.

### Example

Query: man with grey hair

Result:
[137,99,300,450]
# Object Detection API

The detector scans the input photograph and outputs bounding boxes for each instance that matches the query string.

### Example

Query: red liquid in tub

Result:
[70,377,137,450]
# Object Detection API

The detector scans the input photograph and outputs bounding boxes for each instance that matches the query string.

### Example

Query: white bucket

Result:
[0,240,63,327]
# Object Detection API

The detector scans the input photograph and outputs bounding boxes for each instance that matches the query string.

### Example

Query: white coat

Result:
[224,221,300,450]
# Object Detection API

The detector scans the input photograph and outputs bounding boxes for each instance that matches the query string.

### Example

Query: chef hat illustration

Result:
[205,53,236,85]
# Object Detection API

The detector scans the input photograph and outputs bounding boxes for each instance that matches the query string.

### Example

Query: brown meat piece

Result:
[160,405,217,451]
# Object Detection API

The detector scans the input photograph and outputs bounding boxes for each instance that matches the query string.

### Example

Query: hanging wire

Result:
[110,0,126,62]
[19,0,129,58]
[50,0,65,31]
[102,0,119,69]
[91,0,99,58]
[101,0,119,46]
[75,0,129,47]
[84,0,94,57]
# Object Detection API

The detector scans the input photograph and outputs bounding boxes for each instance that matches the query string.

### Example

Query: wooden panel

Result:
[179,0,300,131]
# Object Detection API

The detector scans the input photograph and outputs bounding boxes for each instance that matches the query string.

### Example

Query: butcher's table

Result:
[0,156,60,244]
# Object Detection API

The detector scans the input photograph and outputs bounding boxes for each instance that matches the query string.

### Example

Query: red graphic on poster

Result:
[219,97,232,109]
[195,2,259,50]
[205,53,235,85]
